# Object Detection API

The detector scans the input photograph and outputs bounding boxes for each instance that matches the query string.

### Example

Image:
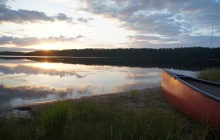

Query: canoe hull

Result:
[161,70,220,133]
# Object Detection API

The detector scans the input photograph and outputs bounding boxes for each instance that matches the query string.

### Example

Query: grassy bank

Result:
[0,97,219,140]
[198,67,220,82]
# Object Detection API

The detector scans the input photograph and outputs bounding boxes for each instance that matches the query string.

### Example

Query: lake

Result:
[0,56,219,115]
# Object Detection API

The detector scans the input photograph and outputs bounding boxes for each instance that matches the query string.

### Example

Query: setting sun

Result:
[39,44,55,51]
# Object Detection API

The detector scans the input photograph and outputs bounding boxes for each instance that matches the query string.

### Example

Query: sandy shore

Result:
[14,87,171,113]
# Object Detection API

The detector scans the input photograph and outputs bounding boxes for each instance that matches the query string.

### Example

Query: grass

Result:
[198,67,220,82]
[65,102,185,140]
[0,99,219,140]
[39,101,70,139]
[129,89,138,97]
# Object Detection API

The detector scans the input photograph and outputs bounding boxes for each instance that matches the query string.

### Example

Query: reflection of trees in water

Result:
[27,57,220,71]
[0,56,220,70]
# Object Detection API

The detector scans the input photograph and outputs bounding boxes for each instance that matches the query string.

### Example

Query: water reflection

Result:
[0,58,198,116]
[6,56,219,71]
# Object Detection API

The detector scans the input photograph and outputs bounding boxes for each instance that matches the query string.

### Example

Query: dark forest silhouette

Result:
[28,47,220,60]
[1,47,220,60]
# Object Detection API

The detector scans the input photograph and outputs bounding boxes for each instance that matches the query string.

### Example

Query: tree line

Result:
[1,47,220,60]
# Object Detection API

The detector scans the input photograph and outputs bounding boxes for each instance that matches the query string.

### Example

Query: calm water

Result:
[0,57,205,115]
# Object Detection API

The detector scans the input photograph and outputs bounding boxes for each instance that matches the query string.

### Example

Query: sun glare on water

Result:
[38,62,54,69]
[25,62,67,71]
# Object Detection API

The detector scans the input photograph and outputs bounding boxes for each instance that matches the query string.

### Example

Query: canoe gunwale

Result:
[163,70,220,103]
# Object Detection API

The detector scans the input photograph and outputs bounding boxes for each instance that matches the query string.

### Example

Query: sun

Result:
[40,44,54,50]
[31,43,56,51]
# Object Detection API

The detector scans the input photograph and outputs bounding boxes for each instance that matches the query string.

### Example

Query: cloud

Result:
[0,35,83,46]
[0,0,8,4]
[77,17,93,23]
[55,13,72,22]
[0,3,73,23]
[0,47,36,52]
[75,35,84,39]
[127,35,169,43]
[127,34,220,48]
[79,0,220,32]
[0,0,6,3]
[76,0,220,47]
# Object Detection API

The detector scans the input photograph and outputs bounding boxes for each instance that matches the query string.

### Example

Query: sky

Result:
[0,0,220,52]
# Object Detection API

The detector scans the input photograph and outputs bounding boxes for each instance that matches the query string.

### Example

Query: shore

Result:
[5,87,219,139]
[14,87,170,113]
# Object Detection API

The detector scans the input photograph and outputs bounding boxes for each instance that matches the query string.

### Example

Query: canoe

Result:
[161,70,220,133]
